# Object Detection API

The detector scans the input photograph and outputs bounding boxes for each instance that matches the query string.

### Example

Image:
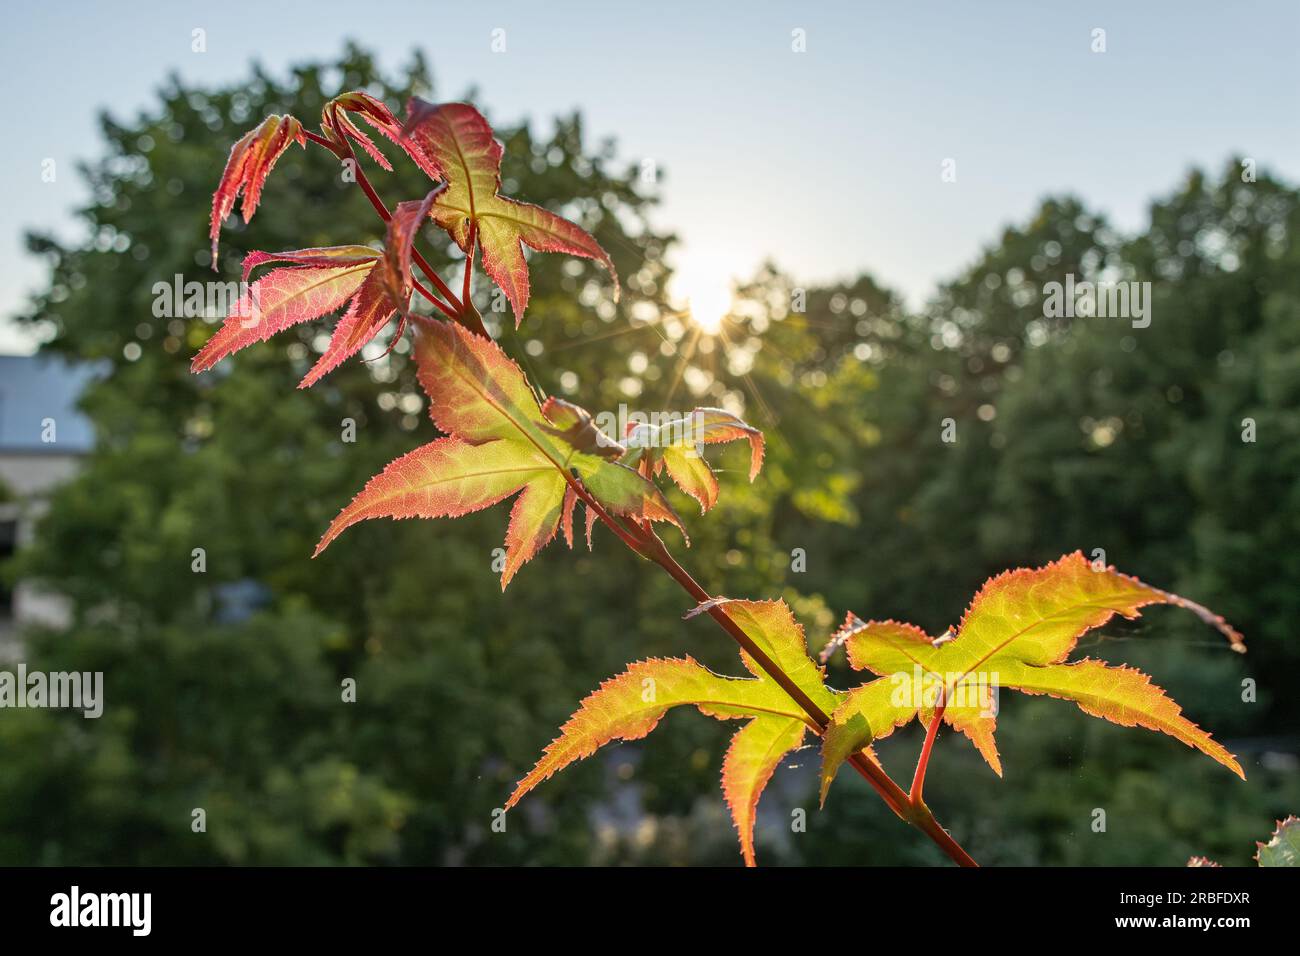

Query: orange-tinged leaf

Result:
[209,114,306,262]
[313,437,551,557]
[505,657,808,811]
[475,198,619,322]
[942,701,1002,776]
[560,485,578,548]
[819,552,1246,800]
[817,677,916,806]
[414,317,551,444]
[297,267,397,388]
[321,91,444,179]
[947,550,1243,668]
[239,245,380,284]
[723,715,807,867]
[296,188,444,389]
[584,502,598,550]
[414,320,683,534]
[202,245,404,386]
[511,597,837,865]
[994,657,1241,776]
[833,616,931,671]
[661,445,718,512]
[500,470,567,589]
[323,93,394,170]
[319,319,680,586]
[191,259,375,373]
[820,615,1003,774]
[694,408,766,482]
[403,99,618,322]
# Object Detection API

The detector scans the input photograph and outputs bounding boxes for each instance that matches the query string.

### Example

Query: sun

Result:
[669,251,738,335]
[682,283,730,334]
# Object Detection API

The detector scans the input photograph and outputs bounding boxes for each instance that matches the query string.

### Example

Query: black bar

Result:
[0,865,1283,940]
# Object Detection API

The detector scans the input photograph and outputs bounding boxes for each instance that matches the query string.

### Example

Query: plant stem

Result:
[910,693,946,806]
[410,278,452,316]
[462,224,477,309]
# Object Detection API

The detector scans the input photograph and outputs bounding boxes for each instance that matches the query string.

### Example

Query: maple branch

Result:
[910,691,946,806]
[912,805,976,867]
[303,108,981,867]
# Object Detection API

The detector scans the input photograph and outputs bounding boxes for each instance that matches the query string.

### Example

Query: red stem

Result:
[910,692,946,806]
[462,224,477,310]
[302,128,338,149]
[409,279,450,318]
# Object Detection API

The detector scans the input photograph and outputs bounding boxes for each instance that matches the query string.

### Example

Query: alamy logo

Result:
[152,274,257,322]
[50,886,151,936]
[889,667,999,718]
[1042,273,1151,328]
[0,664,103,718]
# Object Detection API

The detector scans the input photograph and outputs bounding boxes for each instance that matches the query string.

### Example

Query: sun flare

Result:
[670,252,739,335]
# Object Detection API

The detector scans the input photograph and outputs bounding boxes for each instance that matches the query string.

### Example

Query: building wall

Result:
[0,356,97,656]
[0,452,83,497]
[0,456,82,656]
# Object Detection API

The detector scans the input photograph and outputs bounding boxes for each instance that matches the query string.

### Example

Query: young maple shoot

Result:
[196,90,1248,868]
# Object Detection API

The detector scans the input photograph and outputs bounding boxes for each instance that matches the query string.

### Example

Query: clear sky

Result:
[1,0,1296,353]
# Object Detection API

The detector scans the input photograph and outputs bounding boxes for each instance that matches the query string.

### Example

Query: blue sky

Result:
[1,0,1296,352]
